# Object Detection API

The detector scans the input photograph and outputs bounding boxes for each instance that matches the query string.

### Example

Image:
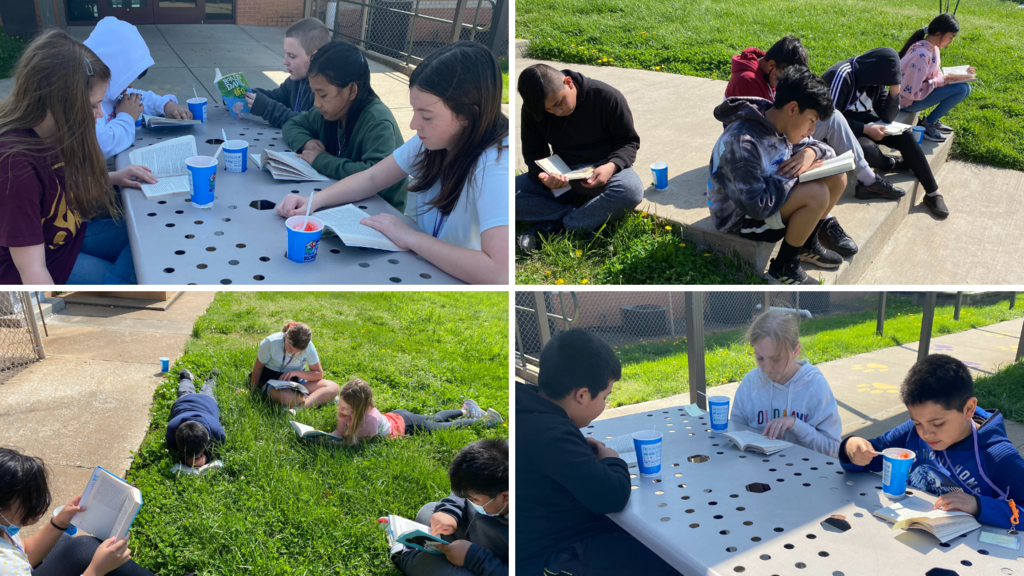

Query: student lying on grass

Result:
[249,321,340,408]
[244,17,331,128]
[0,447,164,576]
[281,40,407,211]
[166,369,226,468]
[840,354,1024,529]
[276,42,509,285]
[328,378,503,445]
[391,438,508,576]
[709,66,848,285]
[725,35,905,259]
[515,63,643,254]
[823,48,949,218]
[84,17,192,159]
[517,330,681,576]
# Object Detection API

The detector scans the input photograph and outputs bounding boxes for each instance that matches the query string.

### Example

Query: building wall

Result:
[236,0,305,27]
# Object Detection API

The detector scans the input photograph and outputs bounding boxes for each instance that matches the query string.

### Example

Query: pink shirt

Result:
[900,40,945,108]
[336,407,404,440]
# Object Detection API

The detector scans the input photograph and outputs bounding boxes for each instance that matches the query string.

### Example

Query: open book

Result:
[141,114,200,129]
[127,135,197,199]
[266,379,310,396]
[252,149,330,182]
[868,121,913,136]
[384,514,448,554]
[315,204,404,252]
[798,150,855,182]
[170,460,223,476]
[721,430,792,455]
[600,433,639,464]
[215,68,251,118]
[70,467,143,540]
[942,65,976,84]
[290,420,342,441]
[873,495,981,543]
[535,154,595,181]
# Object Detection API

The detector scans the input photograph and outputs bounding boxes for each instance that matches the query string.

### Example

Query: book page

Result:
[942,65,971,76]
[111,491,139,539]
[315,205,404,252]
[71,469,131,538]
[723,430,792,452]
[798,150,855,182]
[290,420,316,437]
[868,122,912,135]
[140,175,190,199]
[535,155,572,176]
[601,433,639,463]
[128,136,197,177]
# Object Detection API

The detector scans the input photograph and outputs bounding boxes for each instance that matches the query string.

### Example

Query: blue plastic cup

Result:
[651,162,669,190]
[632,430,663,476]
[160,357,169,372]
[135,116,143,127]
[911,126,925,145]
[881,447,915,499]
[223,140,249,173]
[187,97,208,123]
[286,216,324,263]
[186,155,217,209]
[709,395,730,431]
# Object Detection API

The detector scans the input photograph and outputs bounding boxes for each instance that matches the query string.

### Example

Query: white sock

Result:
[857,167,877,186]
[926,191,942,197]
[825,213,833,220]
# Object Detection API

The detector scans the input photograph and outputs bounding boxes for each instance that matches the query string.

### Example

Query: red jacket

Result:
[724,47,774,102]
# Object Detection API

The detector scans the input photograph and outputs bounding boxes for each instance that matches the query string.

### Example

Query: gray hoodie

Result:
[706,97,835,234]
[731,360,843,458]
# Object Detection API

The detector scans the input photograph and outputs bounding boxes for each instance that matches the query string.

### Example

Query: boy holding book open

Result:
[515,64,644,254]
[517,330,680,576]
[165,369,226,468]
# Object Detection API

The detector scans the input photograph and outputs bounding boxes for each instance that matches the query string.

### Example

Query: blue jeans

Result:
[515,166,645,232]
[67,219,137,284]
[901,82,972,123]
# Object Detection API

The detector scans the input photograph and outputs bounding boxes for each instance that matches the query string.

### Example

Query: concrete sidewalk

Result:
[597,316,1024,450]
[0,292,215,537]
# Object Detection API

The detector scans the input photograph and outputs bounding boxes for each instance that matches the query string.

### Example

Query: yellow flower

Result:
[575,249,583,257]
[641,211,649,217]
[664,226,672,231]
[704,254,711,257]
[545,270,552,276]
[582,279,590,284]
[555,279,565,285]
[655,66,661,70]
[679,243,686,247]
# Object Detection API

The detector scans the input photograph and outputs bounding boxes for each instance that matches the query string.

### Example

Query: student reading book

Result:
[289,420,342,441]
[245,18,331,128]
[730,310,842,457]
[216,70,251,119]
[165,369,226,469]
[281,41,407,211]
[873,494,981,543]
[385,515,449,554]
[518,330,682,576]
[70,467,142,541]
[515,64,644,254]
[840,354,1024,530]
[721,430,793,455]
[392,439,509,576]
[797,150,856,183]
[314,204,404,251]
[249,321,340,408]
[127,135,197,198]
[898,13,973,143]
[84,17,192,159]
[708,66,849,285]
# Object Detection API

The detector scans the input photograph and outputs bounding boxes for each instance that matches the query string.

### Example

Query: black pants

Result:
[542,519,682,576]
[856,130,938,194]
[393,409,485,435]
[34,533,155,576]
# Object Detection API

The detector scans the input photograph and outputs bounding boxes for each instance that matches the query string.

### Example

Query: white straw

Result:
[193,87,199,100]
[696,390,708,397]
[303,189,315,228]
[221,129,227,143]
[212,144,224,161]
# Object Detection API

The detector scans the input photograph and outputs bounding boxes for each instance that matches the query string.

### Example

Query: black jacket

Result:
[249,77,315,129]
[431,494,508,576]
[516,383,631,575]
[521,70,640,185]
[822,48,902,137]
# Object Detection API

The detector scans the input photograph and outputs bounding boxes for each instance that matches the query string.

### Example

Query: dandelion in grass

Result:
[664,226,672,231]
[582,279,589,284]
[555,279,565,285]
[575,249,582,257]
[679,243,686,247]
[545,270,552,276]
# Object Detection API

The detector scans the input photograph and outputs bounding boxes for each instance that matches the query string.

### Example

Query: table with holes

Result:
[114,105,460,285]
[584,407,1021,576]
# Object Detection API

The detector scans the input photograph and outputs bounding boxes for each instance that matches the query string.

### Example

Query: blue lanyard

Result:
[432,212,448,238]
[281,348,296,370]
[294,81,305,113]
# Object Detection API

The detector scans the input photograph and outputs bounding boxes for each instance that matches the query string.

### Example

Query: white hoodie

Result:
[731,360,842,458]
[84,17,177,159]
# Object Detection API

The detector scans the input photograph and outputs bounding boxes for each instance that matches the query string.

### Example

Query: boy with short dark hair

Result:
[841,354,1024,528]
[165,369,226,468]
[245,17,332,127]
[392,439,508,576]
[709,66,848,285]
[517,330,680,575]
[515,64,644,253]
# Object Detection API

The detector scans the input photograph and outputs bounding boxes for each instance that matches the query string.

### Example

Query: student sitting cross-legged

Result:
[709,66,848,285]
[166,369,226,468]
[515,64,644,253]
[517,330,681,576]
[244,17,331,128]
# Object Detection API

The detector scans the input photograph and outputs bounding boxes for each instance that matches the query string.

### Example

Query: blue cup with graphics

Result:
[911,126,925,145]
[632,430,663,476]
[187,97,208,123]
[159,357,169,372]
[223,139,249,173]
[285,216,323,263]
[881,447,915,499]
[186,155,217,209]
[708,395,730,431]
[651,162,669,190]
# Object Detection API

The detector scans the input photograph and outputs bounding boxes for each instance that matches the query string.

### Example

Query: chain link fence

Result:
[0,292,43,384]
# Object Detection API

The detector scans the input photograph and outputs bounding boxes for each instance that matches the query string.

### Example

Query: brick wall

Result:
[236,0,305,27]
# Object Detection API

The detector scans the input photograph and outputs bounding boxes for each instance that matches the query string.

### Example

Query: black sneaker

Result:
[921,117,954,134]
[766,257,818,285]
[922,193,950,218]
[920,122,947,142]
[798,238,843,269]
[516,221,563,254]
[817,216,860,256]
[178,368,195,383]
[855,177,906,200]
[884,156,908,172]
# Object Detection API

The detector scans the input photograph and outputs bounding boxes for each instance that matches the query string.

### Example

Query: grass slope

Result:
[975,360,1024,423]
[125,291,508,576]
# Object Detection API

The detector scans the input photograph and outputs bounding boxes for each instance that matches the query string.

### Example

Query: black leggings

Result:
[393,409,483,435]
[857,130,938,194]
[33,533,156,576]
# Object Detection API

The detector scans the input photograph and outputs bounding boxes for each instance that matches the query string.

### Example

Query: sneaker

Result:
[921,122,947,142]
[516,221,563,254]
[210,368,221,379]
[921,118,954,134]
[178,368,195,383]
[817,217,860,257]
[798,238,843,269]
[884,156,908,172]
[461,399,485,419]
[855,177,906,200]
[766,258,818,285]
[922,193,950,218]
[482,408,505,425]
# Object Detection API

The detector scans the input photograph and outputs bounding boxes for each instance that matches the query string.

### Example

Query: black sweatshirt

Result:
[822,48,902,137]
[520,70,640,185]
[249,77,315,129]
[516,383,631,575]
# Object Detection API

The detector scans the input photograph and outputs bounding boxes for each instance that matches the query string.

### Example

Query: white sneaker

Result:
[482,408,504,425]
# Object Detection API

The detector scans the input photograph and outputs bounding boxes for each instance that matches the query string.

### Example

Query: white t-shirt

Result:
[257,331,320,372]
[393,135,509,251]
[0,533,30,576]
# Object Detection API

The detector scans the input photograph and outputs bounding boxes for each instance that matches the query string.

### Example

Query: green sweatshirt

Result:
[282,98,407,212]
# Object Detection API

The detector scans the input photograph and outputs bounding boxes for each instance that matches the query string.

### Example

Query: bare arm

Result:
[10,244,54,285]
[280,361,324,382]
[250,359,265,389]
[404,226,509,285]
[275,155,408,218]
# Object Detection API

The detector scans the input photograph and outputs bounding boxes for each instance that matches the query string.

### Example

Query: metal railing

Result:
[0,292,46,384]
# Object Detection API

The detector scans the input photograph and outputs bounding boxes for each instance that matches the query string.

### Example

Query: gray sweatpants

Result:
[813,112,871,182]
[515,166,645,233]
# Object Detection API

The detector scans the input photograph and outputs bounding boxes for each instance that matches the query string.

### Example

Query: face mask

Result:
[470,496,506,517]
[0,511,21,538]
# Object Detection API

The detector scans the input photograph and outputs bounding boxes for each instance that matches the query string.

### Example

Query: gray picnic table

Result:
[585,407,1020,576]
[114,103,461,285]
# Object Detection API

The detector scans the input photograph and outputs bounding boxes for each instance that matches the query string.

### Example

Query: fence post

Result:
[531,291,551,351]
[954,291,963,321]
[685,292,707,410]
[762,292,771,315]
[484,0,509,58]
[877,292,887,337]
[1011,292,1017,310]
[918,292,937,363]
[794,292,800,322]
[449,0,469,43]
[668,292,675,337]
[1017,319,1024,363]
[19,292,45,360]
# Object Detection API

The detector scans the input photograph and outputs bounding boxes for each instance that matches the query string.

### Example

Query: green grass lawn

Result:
[501,57,509,104]
[976,359,1024,423]
[0,28,26,80]
[125,291,508,576]
[607,294,1024,406]
[517,0,1024,171]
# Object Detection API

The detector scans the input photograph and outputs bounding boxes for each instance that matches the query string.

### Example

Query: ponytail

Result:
[900,13,961,59]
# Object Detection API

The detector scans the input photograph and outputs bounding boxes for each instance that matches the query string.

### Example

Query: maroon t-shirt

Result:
[0,130,86,284]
